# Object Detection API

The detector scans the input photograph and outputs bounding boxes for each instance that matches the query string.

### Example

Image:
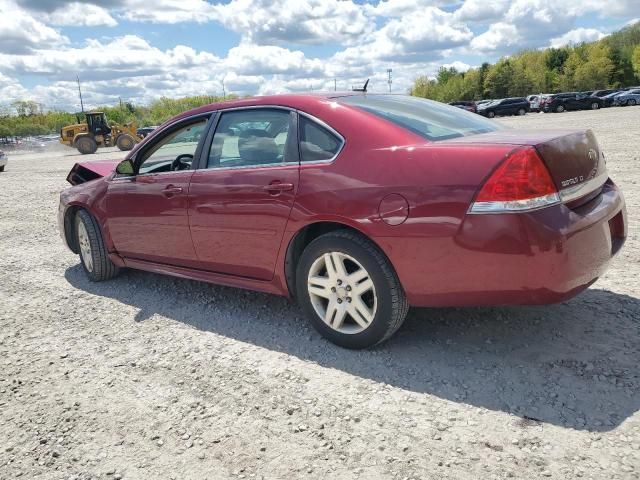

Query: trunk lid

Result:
[443,129,608,205]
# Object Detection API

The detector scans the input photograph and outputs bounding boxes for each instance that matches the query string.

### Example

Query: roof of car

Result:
[172,92,375,122]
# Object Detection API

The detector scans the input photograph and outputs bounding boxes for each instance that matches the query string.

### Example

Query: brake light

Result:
[469,146,560,213]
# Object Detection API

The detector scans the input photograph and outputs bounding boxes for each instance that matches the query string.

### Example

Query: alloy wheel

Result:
[77,221,93,272]
[307,252,377,334]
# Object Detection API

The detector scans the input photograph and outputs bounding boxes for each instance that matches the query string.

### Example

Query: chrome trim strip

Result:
[468,193,561,214]
[559,172,608,203]
[198,161,299,172]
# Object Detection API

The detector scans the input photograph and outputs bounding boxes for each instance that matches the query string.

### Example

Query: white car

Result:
[0,150,7,172]
[614,89,640,106]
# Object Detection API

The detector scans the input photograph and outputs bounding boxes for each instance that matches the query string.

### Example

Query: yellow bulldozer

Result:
[60,112,142,155]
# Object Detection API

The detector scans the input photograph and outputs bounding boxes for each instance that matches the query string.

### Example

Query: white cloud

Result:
[0,0,69,54]
[454,0,509,22]
[550,28,607,47]
[44,3,118,27]
[209,0,374,45]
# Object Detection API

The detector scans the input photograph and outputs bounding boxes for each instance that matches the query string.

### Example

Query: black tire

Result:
[0,166,4,172]
[591,102,600,110]
[75,209,119,282]
[517,108,526,116]
[487,111,496,118]
[75,136,98,155]
[116,134,135,151]
[296,230,408,349]
[629,99,637,106]
[556,105,565,113]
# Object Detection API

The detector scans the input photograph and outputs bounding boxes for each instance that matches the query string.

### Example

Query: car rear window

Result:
[339,95,502,142]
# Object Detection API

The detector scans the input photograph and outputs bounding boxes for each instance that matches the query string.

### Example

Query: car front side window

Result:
[138,119,208,175]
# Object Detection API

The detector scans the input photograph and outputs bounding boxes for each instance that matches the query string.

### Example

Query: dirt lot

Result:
[0,107,638,480]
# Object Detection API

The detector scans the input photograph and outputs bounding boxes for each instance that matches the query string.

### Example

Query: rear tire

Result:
[116,134,135,151]
[487,111,495,118]
[75,136,98,155]
[517,108,526,116]
[591,102,600,110]
[75,210,120,282]
[296,230,408,349]
[556,105,565,113]
[0,166,4,172]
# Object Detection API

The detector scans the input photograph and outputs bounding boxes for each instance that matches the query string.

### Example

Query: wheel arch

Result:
[283,220,394,299]
[63,203,105,255]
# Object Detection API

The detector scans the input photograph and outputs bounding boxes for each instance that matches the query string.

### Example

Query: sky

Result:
[0,0,637,111]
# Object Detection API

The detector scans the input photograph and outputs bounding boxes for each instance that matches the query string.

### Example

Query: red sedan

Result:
[59,94,627,348]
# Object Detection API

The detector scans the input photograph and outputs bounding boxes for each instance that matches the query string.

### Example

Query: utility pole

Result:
[221,78,226,99]
[334,78,337,91]
[77,76,85,113]
[387,69,393,93]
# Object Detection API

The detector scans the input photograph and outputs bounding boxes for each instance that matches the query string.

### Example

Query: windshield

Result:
[339,95,502,142]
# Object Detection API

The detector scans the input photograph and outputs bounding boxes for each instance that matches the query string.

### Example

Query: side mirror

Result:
[115,159,134,176]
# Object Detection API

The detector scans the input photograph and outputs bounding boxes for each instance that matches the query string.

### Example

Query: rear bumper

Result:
[0,156,7,167]
[392,180,627,307]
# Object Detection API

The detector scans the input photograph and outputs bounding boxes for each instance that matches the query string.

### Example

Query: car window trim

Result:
[129,112,214,176]
[196,105,302,172]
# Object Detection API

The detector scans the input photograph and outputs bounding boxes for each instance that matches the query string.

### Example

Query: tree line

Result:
[411,21,640,103]
[0,95,235,139]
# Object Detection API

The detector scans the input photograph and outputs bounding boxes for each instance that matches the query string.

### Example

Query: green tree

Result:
[633,45,640,79]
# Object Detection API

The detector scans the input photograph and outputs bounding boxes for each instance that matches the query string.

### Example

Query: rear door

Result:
[188,107,299,280]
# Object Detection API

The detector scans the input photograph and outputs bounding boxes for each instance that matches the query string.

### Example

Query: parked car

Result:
[526,94,544,112]
[58,93,627,349]
[613,89,640,106]
[543,92,603,112]
[477,97,530,118]
[0,150,7,172]
[591,89,619,98]
[601,90,624,107]
[449,101,477,113]
[136,126,158,138]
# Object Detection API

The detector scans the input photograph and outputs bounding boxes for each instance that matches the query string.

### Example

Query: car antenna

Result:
[352,79,369,92]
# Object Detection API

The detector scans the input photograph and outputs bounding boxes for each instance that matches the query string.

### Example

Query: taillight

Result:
[469,146,560,213]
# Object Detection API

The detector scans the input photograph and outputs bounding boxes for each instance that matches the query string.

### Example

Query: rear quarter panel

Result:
[282,103,515,300]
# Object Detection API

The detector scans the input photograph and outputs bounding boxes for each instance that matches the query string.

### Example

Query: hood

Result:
[66,159,120,185]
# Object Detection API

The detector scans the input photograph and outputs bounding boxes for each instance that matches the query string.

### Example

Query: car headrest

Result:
[238,135,280,165]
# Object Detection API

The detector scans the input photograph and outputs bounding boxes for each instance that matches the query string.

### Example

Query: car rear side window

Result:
[299,116,343,162]
[207,109,294,169]
[339,95,501,142]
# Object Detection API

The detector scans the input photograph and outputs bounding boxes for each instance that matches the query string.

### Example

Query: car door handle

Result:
[162,185,183,197]
[263,182,294,193]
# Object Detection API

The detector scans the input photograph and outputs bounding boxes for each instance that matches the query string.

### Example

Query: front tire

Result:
[556,105,565,113]
[517,108,526,116]
[629,99,637,106]
[591,102,600,110]
[75,136,98,155]
[116,134,135,151]
[296,230,408,349]
[75,210,120,281]
[486,111,496,118]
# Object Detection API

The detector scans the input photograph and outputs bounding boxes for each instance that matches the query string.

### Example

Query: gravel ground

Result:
[0,107,638,480]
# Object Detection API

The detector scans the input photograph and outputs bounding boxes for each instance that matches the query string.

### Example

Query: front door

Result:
[106,116,210,267]
[188,108,299,280]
